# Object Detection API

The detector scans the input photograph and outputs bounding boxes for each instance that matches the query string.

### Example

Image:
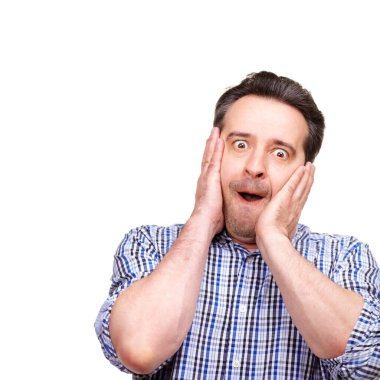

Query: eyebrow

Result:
[272,139,296,155]
[225,132,297,155]
[225,132,252,140]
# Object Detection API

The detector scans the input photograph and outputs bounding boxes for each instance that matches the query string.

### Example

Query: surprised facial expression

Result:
[220,95,309,248]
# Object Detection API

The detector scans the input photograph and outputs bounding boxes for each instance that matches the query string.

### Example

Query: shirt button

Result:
[233,359,240,368]
[239,304,247,314]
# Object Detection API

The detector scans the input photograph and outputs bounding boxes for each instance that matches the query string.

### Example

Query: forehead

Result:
[221,95,308,147]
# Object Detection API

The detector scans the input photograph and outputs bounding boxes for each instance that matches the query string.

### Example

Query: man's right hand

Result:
[192,127,225,236]
[110,127,225,375]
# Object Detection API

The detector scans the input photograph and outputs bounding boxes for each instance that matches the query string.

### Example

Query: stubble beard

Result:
[223,201,259,244]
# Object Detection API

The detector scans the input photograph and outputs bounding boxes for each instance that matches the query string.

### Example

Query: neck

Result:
[234,239,258,252]
[225,230,258,252]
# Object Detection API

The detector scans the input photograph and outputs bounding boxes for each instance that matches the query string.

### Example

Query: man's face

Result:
[220,95,309,246]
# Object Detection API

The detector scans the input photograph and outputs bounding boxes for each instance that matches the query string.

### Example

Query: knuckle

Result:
[286,184,296,194]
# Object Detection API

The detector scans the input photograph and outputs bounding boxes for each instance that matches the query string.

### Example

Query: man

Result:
[95,71,380,379]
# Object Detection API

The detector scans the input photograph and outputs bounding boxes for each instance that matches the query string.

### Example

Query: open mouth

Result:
[238,192,264,202]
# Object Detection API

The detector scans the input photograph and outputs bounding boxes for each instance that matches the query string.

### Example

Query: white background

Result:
[1,1,379,378]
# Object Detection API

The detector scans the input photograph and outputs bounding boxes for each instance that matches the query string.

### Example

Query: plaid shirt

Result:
[95,224,380,379]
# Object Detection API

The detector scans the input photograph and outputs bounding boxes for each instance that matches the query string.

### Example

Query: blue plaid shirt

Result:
[95,224,380,379]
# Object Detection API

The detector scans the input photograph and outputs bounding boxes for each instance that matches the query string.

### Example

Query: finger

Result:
[207,137,225,173]
[201,128,219,169]
[201,131,213,168]
[293,162,313,201]
[270,165,305,211]
[299,163,315,205]
[282,165,306,198]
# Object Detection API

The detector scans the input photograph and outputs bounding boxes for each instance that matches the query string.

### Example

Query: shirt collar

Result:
[213,224,309,256]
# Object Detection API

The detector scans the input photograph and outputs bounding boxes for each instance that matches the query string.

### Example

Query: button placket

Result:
[230,254,250,377]
[239,304,247,314]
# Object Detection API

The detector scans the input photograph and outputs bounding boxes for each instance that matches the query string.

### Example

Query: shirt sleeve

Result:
[320,240,380,379]
[94,225,175,376]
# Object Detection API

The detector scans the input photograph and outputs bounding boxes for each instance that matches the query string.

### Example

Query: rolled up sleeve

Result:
[94,225,175,375]
[321,241,380,379]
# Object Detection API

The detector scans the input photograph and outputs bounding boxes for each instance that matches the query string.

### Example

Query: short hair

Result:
[213,71,325,163]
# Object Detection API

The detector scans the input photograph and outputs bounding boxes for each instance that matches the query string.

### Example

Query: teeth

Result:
[240,192,262,202]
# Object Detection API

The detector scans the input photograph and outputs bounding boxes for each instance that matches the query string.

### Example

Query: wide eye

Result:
[273,148,288,159]
[232,140,248,151]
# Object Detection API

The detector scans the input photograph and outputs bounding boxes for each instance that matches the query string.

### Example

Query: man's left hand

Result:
[255,162,315,246]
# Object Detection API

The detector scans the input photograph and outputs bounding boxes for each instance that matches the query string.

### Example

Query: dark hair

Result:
[213,71,325,162]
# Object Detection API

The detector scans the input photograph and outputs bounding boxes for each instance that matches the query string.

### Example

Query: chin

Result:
[225,217,257,242]
[223,199,262,239]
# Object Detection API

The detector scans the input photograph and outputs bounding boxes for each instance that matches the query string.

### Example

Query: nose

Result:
[244,149,266,179]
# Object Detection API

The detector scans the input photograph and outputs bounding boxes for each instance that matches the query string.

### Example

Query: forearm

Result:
[258,233,364,359]
[109,214,214,374]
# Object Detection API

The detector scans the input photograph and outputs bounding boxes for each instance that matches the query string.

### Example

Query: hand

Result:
[191,127,225,236]
[255,162,315,247]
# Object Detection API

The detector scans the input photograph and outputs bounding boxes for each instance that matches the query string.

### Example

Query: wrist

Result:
[256,223,298,246]
[256,229,290,255]
[188,210,222,240]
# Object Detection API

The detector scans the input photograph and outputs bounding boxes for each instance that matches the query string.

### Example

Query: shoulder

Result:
[119,224,184,257]
[295,224,375,274]
[111,224,185,279]
[124,224,184,242]
[297,223,368,252]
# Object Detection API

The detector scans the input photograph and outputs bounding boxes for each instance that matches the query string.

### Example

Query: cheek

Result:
[220,154,240,192]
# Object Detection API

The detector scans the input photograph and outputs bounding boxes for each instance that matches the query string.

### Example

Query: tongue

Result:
[240,192,262,202]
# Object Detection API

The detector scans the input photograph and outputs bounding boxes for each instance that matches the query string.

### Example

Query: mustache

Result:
[229,178,271,197]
